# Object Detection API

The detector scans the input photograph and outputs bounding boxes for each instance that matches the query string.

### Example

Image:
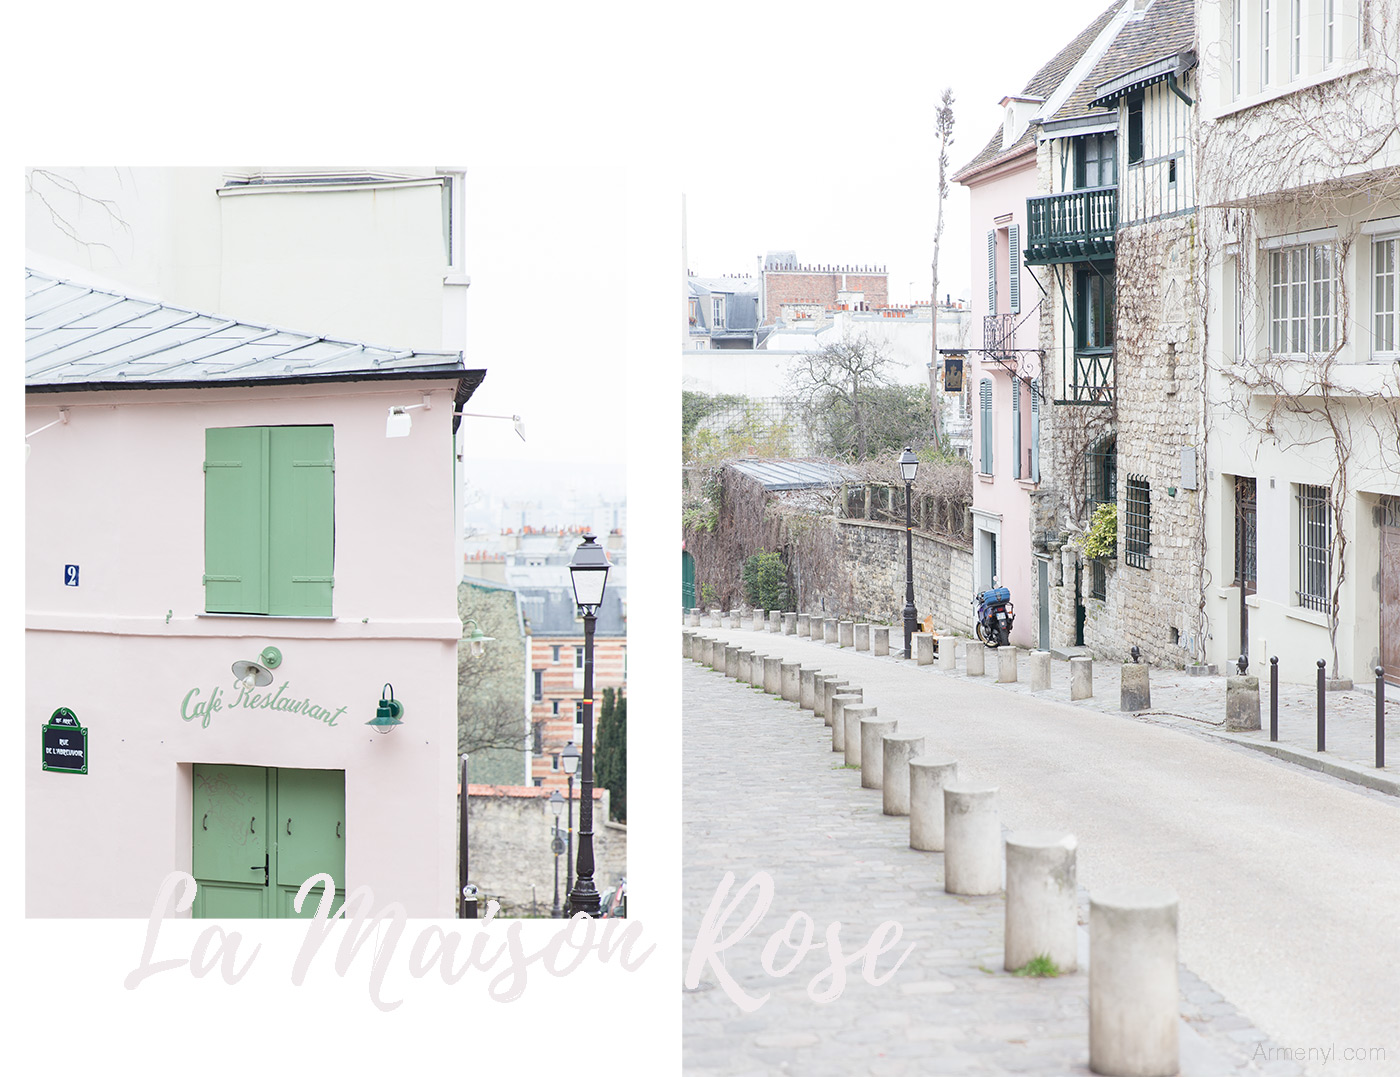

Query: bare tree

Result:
[457,587,530,758]
[929,88,956,449]
[787,335,897,460]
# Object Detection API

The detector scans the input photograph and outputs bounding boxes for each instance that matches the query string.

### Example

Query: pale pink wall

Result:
[966,154,1039,647]
[25,377,465,916]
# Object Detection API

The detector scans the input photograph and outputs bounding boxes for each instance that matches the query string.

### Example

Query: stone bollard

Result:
[797,613,810,637]
[763,656,782,694]
[737,651,754,685]
[782,612,797,635]
[1225,674,1261,731]
[916,633,936,666]
[966,643,986,677]
[799,668,822,710]
[706,639,721,669]
[1121,661,1151,711]
[823,618,838,644]
[997,646,1019,684]
[724,644,740,679]
[682,630,693,659]
[780,661,801,702]
[1004,831,1078,973]
[909,756,958,851]
[830,692,864,752]
[687,608,700,627]
[943,782,1002,895]
[816,677,846,724]
[1089,886,1180,1077]
[937,637,956,671]
[710,607,722,627]
[751,610,765,632]
[694,637,708,666]
[854,623,870,651]
[860,717,899,789]
[1070,656,1093,700]
[873,626,890,656]
[838,620,855,648]
[842,704,878,765]
[768,610,781,632]
[1030,650,1051,691]
[882,734,925,815]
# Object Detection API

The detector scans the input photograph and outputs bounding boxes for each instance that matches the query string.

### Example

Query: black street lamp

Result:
[566,532,611,917]
[899,447,920,659]
[548,790,565,918]
[561,740,579,898]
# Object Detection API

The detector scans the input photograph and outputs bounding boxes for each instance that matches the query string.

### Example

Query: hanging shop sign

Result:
[42,707,88,774]
[180,680,348,731]
[943,356,964,393]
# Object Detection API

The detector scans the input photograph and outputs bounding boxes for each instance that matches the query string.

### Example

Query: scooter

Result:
[973,582,1014,647]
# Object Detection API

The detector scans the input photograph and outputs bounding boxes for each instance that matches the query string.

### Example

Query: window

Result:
[1290,0,1302,78]
[532,722,543,754]
[1324,0,1335,65]
[1260,0,1272,88]
[1234,477,1257,591]
[551,699,560,715]
[533,670,543,701]
[1087,437,1117,518]
[204,426,334,616]
[1269,242,1336,357]
[1126,94,1143,164]
[978,379,994,474]
[1233,0,1244,97]
[551,753,560,772]
[711,296,725,328]
[552,644,561,662]
[688,297,698,326]
[1091,560,1107,601]
[1075,269,1115,352]
[575,646,584,669]
[1124,476,1151,568]
[1374,236,1398,356]
[1074,133,1117,189]
[1297,484,1332,611]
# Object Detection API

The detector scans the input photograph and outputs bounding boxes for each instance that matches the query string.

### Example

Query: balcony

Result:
[1025,186,1117,265]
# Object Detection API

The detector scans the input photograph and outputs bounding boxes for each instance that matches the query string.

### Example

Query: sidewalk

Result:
[682,658,1302,1076]
[703,616,1398,797]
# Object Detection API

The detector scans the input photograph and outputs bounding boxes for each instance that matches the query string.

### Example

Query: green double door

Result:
[192,764,346,918]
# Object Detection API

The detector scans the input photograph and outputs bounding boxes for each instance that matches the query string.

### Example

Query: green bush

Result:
[1080,503,1117,559]
[741,550,789,611]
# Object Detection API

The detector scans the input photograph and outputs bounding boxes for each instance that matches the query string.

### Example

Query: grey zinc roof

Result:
[517,586,626,636]
[729,458,857,491]
[25,268,483,393]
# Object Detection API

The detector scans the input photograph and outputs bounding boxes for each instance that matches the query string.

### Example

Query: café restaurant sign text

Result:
[181,680,348,730]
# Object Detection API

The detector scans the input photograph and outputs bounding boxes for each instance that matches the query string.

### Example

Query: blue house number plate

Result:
[65,565,79,587]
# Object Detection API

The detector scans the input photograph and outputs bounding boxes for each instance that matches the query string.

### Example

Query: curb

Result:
[1195,730,1399,796]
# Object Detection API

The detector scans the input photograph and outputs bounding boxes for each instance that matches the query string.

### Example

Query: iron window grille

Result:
[1086,437,1117,520]
[1297,483,1332,612]
[1091,559,1107,601]
[1124,475,1151,568]
[1234,477,1257,591]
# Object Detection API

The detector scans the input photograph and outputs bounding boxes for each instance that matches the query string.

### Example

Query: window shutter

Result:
[979,379,993,474]
[1009,224,1021,315]
[204,427,267,614]
[267,426,335,616]
[1030,379,1041,483]
[987,231,998,313]
[1012,381,1022,479]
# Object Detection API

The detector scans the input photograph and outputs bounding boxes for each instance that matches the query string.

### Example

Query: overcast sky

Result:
[683,0,1118,306]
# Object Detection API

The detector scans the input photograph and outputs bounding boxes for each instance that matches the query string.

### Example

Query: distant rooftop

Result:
[25,268,483,399]
[729,458,857,491]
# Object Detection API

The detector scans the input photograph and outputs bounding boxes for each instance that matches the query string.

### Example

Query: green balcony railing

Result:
[1025,187,1117,264]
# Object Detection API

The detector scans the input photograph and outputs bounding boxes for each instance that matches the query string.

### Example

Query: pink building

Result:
[25,268,485,917]
[953,3,1124,649]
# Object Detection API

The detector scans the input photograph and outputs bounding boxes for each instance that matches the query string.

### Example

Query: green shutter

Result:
[267,426,334,616]
[205,427,267,613]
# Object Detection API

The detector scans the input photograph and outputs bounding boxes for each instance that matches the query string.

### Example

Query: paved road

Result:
[684,627,1400,1076]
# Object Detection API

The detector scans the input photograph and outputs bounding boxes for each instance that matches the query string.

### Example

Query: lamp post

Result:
[566,532,611,917]
[561,740,579,898]
[899,447,920,659]
[548,790,565,918]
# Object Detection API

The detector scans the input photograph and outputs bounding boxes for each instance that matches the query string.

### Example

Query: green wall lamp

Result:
[463,619,495,658]
[231,646,283,689]
[367,683,404,734]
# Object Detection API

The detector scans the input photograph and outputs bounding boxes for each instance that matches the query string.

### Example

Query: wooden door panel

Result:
[275,768,346,917]
[192,764,267,885]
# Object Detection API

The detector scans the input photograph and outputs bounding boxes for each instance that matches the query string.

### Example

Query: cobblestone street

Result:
[682,656,1311,1076]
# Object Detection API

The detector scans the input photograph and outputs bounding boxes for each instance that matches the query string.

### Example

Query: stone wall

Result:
[466,784,626,916]
[797,517,974,633]
[1112,216,1208,667]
